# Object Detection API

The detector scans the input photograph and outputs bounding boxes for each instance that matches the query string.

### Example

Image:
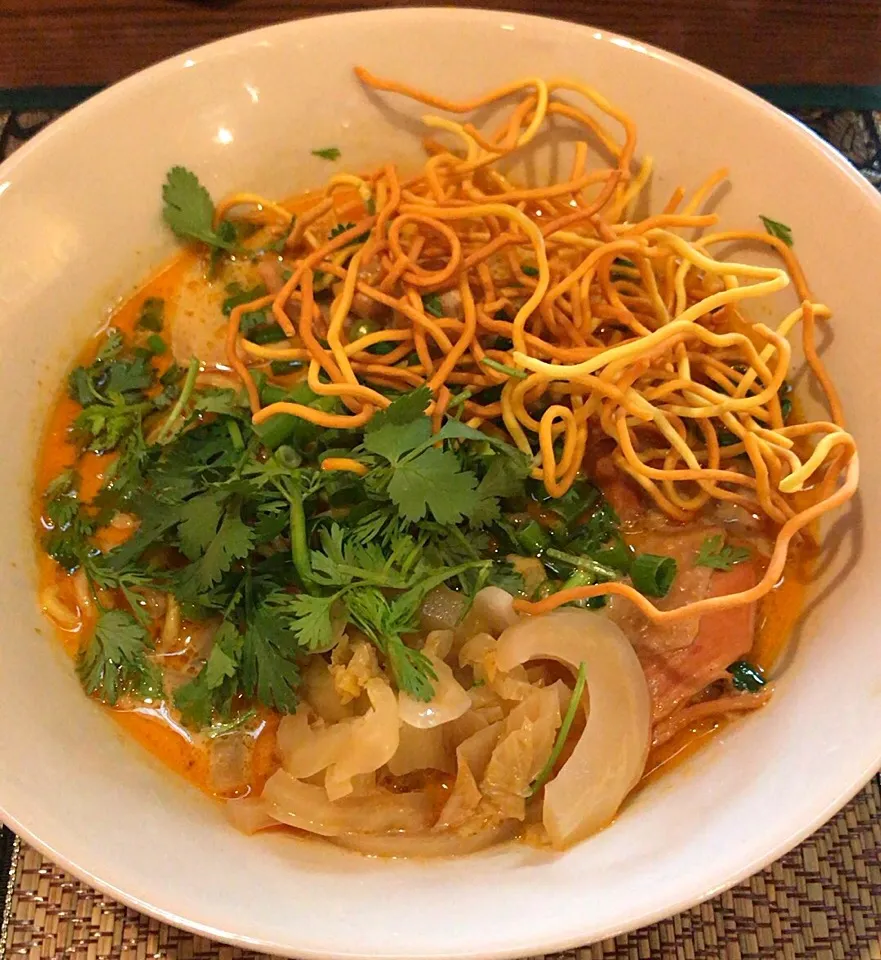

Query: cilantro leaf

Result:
[759,215,793,246]
[177,492,226,560]
[346,587,437,701]
[44,469,80,529]
[388,447,480,524]
[469,453,531,527]
[174,506,254,597]
[365,385,432,433]
[174,622,241,727]
[312,147,341,161]
[362,417,432,462]
[162,166,238,251]
[696,535,751,571]
[240,607,301,713]
[329,221,356,239]
[77,610,154,706]
[197,509,254,586]
[73,397,149,455]
[265,591,343,652]
[486,560,526,596]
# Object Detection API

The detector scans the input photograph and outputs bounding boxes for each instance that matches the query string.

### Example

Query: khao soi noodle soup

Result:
[35,70,858,855]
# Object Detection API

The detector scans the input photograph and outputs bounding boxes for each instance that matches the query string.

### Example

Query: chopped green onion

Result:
[513,519,550,555]
[592,538,634,573]
[560,568,607,608]
[545,479,600,524]
[156,357,199,444]
[146,334,166,355]
[630,553,677,597]
[276,445,303,470]
[270,359,306,376]
[728,660,766,692]
[529,662,587,796]
[226,420,244,451]
[248,323,288,345]
[422,293,444,317]
[481,357,528,380]
[311,147,341,161]
[222,283,267,316]
[544,547,618,582]
[533,580,558,601]
[521,264,539,277]
[447,387,475,410]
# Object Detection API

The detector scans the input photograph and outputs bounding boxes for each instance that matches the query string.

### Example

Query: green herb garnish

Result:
[137,297,164,332]
[480,357,528,380]
[630,553,677,597]
[529,662,587,795]
[312,147,341,161]
[727,660,766,692]
[162,166,239,252]
[759,215,793,246]
[696,535,750,571]
[422,293,444,317]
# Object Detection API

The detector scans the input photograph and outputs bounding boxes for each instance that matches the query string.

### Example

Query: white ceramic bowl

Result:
[0,9,878,958]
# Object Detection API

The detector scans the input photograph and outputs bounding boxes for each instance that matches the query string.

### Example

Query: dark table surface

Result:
[3,0,881,92]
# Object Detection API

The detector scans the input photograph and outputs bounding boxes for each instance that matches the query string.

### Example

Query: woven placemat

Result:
[2,778,879,959]
[1,102,879,960]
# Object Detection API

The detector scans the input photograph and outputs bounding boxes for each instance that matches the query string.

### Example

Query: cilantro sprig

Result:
[696,535,751,571]
[162,166,240,252]
[312,147,341,161]
[45,296,644,728]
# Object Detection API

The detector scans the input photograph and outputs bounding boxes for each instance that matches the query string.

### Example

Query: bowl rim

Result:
[2,8,880,958]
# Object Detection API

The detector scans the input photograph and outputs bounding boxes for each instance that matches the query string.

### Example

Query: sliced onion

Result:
[263,771,434,837]
[398,655,471,729]
[496,608,651,848]
[331,820,517,858]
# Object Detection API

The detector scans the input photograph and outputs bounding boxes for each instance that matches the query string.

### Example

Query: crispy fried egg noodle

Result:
[219,67,856,632]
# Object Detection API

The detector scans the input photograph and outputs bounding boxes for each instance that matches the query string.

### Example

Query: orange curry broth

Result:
[34,242,814,801]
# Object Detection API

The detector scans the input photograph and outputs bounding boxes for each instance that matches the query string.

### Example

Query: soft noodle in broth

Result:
[33,68,856,855]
